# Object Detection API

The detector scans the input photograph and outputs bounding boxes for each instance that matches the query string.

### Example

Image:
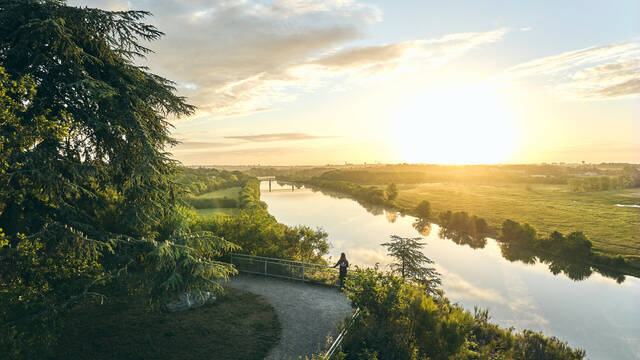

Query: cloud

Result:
[172,145,313,165]
[70,1,508,118]
[225,132,337,142]
[437,266,507,305]
[298,28,508,79]
[503,42,640,99]
[170,141,236,150]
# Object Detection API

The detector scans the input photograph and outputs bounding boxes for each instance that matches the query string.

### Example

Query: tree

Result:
[414,200,432,219]
[0,1,237,357]
[385,182,398,202]
[382,235,441,295]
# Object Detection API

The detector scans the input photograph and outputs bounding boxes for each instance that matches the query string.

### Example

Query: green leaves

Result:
[382,235,441,295]
[144,230,239,302]
[341,268,585,360]
[0,2,232,356]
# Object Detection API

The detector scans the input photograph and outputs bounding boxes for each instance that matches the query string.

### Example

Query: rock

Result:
[166,291,217,312]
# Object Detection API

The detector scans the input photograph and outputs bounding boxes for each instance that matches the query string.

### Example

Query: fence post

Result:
[264,259,267,277]
[302,266,305,282]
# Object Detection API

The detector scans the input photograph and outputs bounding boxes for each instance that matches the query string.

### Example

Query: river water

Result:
[260,183,640,360]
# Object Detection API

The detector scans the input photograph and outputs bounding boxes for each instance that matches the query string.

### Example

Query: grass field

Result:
[195,208,240,217]
[195,186,241,199]
[52,288,280,360]
[394,183,640,256]
[193,187,242,217]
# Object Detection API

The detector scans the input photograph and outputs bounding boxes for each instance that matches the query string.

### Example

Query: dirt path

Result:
[227,275,353,360]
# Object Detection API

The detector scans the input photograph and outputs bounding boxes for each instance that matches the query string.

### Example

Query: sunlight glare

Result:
[393,83,517,164]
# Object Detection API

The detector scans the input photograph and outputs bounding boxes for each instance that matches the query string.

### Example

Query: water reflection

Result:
[499,242,626,283]
[385,211,399,223]
[412,219,432,236]
[306,183,627,283]
[260,183,640,360]
[437,227,488,250]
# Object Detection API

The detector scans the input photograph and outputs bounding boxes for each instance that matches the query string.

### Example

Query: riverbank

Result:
[258,182,640,360]
[299,178,640,280]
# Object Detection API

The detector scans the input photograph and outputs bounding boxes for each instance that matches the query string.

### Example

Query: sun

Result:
[393,83,518,164]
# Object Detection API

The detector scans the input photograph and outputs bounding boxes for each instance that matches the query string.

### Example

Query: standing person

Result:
[333,253,349,290]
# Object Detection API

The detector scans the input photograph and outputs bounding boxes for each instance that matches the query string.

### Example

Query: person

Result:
[333,253,349,290]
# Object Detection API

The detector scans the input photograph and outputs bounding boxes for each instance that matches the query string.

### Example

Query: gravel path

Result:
[227,275,353,360]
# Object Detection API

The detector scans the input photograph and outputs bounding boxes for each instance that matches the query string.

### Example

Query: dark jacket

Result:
[334,260,349,275]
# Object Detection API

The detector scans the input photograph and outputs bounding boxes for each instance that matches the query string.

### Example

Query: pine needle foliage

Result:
[382,235,441,295]
[0,1,237,357]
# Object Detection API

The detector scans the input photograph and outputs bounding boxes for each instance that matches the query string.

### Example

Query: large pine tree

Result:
[0,1,237,357]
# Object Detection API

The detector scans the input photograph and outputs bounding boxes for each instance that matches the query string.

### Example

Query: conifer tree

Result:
[382,235,441,295]
[0,1,237,357]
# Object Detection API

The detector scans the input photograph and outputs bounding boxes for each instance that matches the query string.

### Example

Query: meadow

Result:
[194,187,242,200]
[195,208,240,217]
[191,187,242,217]
[394,183,640,257]
[265,164,639,259]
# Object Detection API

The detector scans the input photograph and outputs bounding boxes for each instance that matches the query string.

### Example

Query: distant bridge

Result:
[256,176,294,192]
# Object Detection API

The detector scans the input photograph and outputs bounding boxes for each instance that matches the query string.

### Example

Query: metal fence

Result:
[226,253,359,359]
[324,308,361,359]
[227,253,341,287]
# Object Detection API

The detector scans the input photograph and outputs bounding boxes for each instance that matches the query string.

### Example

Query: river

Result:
[260,183,640,360]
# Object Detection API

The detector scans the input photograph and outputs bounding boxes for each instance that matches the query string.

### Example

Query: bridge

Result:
[256,176,295,192]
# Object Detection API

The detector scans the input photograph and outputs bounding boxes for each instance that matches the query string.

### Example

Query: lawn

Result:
[51,288,280,360]
[195,186,241,200]
[394,183,640,256]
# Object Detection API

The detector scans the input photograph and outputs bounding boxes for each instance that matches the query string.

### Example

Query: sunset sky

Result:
[70,0,640,165]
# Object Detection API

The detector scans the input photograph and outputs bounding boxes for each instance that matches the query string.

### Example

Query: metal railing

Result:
[227,253,340,287]
[226,253,359,359]
[324,308,361,359]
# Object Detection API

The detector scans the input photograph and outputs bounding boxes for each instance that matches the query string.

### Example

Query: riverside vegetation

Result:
[181,174,592,359]
[309,236,586,360]
[250,165,640,280]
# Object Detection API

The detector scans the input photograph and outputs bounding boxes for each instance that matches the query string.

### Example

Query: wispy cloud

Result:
[303,28,507,76]
[170,141,236,150]
[503,42,640,99]
[71,1,508,118]
[225,133,338,142]
[437,266,507,305]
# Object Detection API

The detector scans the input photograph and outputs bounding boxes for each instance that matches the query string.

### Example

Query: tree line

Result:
[174,167,246,196]
[498,220,631,282]
[303,177,639,280]
[568,175,636,192]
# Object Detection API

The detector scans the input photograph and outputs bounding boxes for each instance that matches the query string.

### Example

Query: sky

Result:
[69,0,640,165]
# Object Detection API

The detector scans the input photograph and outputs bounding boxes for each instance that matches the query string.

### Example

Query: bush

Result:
[339,267,586,360]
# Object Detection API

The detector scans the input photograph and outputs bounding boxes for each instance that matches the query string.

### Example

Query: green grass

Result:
[51,288,280,360]
[394,183,640,256]
[195,208,240,217]
[193,187,242,217]
[195,186,241,200]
